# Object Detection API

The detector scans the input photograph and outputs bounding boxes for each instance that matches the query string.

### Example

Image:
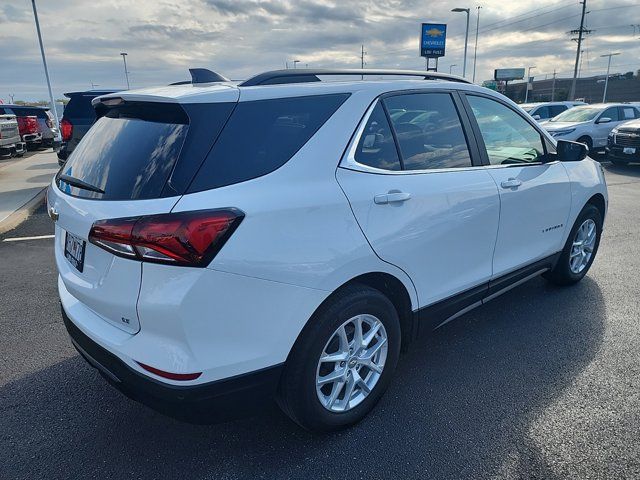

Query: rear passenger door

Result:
[336,91,501,313]
[462,94,571,277]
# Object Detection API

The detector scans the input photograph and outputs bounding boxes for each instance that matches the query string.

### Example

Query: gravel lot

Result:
[1,162,639,480]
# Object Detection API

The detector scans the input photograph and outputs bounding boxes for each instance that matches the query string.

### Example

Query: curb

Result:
[0,186,48,235]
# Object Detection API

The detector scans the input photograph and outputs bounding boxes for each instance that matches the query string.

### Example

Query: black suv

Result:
[58,90,117,165]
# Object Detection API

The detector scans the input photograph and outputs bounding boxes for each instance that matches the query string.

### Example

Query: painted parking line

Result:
[2,234,55,242]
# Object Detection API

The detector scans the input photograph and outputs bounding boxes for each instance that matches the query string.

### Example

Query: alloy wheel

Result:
[315,314,388,413]
[570,218,597,274]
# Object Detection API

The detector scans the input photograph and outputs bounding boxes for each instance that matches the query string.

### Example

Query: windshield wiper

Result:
[58,174,105,194]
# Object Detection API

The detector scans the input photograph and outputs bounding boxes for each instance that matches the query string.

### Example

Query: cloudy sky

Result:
[1,0,639,101]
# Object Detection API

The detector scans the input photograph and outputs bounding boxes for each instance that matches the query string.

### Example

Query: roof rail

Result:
[239,68,472,87]
[169,68,230,85]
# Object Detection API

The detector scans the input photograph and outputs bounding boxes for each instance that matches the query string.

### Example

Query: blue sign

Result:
[421,23,447,58]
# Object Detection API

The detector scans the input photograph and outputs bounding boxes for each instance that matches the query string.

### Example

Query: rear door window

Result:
[620,107,636,120]
[188,93,349,192]
[354,103,401,171]
[384,92,473,170]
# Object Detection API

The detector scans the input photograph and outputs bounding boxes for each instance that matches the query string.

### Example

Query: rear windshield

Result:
[57,94,348,200]
[58,103,192,200]
[10,107,48,119]
[187,93,350,192]
[63,95,101,119]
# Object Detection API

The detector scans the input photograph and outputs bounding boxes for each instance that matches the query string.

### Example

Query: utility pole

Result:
[360,44,367,80]
[600,52,620,103]
[551,70,557,101]
[569,0,591,100]
[120,52,130,89]
[472,6,482,83]
[30,0,59,131]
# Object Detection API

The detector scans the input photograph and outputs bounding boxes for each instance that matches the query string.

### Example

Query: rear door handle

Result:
[500,178,522,189]
[374,192,412,204]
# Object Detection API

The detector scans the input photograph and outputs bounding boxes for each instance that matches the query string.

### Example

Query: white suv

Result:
[48,69,608,432]
[542,103,640,153]
[520,101,585,121]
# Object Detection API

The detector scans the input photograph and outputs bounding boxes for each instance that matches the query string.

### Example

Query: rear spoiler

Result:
[170,68,230,85]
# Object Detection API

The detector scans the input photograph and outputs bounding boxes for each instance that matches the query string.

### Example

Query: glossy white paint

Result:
[541,103,640,149]
[173,90,420,307]
[53,77,608,389]
[485,162,572,276]
[560,158,608,235]
[48,184,180,334]
[336,167,500,306]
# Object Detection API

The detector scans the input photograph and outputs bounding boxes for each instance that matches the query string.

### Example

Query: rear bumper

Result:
[61,306,283,421]
[0,142,25,157]
[22,133,43,144]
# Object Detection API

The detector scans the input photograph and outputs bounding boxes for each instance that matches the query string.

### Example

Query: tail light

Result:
[17,116,39,135]
[60,118,73,141]
[89,209,244,267]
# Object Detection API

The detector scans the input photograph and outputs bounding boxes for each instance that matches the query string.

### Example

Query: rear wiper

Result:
[58,174,105,194]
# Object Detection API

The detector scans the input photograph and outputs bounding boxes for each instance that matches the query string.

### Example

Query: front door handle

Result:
[500,178,522,189]
[374,191,412,205]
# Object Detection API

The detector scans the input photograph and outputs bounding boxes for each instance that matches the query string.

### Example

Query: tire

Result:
[544,203,602,285]
[277,284,401,432]
[576,136,593,153]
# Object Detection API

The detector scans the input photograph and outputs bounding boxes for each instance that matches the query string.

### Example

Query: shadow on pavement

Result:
[0,277,605,480]
[603,161,640,178]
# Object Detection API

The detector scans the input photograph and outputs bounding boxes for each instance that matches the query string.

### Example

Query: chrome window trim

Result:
[339,98,484,176]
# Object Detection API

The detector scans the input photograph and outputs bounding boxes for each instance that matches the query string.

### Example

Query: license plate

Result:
[64,232,86,272]
[623,147,636,155]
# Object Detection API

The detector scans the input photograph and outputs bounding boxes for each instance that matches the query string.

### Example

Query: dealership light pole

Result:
[524,65,536,103]
[120,52,130,89]
[30,0,59,130]
[451,8,470,78]
[600,52,620,103]
[293,60,301,69]
[472,6,482,83]
[449,64,458,74]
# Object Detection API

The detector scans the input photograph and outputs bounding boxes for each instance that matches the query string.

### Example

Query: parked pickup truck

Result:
[0,106,43,150]
[0,112,26,158]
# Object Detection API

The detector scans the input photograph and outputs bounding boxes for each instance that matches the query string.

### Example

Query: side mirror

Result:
[557,139,588,162]
[532,114,541,120]
[597,117,611,124]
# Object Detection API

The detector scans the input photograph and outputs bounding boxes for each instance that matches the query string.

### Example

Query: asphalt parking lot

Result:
[1,162,639,480]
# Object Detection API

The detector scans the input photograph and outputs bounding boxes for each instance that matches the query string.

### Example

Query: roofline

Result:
[239,68,472,87]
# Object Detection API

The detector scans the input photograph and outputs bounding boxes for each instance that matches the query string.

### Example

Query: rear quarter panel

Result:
[171,90,419,310]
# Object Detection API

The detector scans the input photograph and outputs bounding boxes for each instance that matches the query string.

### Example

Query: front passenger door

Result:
[593,107,620,148]
[464,94,572,277]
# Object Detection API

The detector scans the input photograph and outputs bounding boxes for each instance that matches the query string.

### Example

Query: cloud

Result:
[0,0,638,101]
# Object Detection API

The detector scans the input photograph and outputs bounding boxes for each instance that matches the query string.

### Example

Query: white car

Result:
[542,103,640,152]
[48,69,608,432]
[520,101,586,121]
